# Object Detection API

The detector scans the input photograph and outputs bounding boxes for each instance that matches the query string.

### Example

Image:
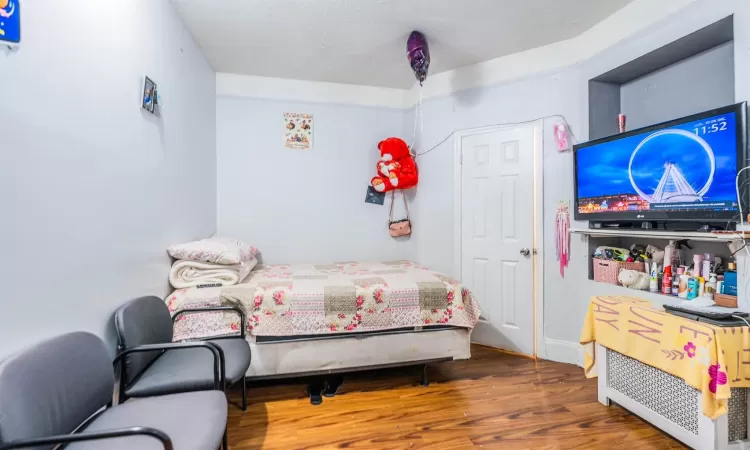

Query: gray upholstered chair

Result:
[115,296,251,410]
[0,332,227,450]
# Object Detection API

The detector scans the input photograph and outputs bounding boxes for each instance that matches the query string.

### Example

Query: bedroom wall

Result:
[620,41,735,130]
[0,0,216,359]
[411,0,750,365]
[411,71,585,362]
[216,95,412,264]
[412,71,583,276]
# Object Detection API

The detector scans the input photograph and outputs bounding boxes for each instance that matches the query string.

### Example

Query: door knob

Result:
[520,248,531,257]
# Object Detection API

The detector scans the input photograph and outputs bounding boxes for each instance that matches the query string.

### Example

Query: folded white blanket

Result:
[169,258,257,289]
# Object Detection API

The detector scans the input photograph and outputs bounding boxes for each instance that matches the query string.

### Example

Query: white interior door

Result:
[460,126,535,355]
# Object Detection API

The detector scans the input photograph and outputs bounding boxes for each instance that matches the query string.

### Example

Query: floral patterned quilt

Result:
[168,261,480,341]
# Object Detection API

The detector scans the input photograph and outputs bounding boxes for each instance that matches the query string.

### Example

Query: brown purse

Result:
[389,191,412,237]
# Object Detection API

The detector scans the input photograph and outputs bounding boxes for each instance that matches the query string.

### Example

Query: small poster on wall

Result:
[284,113,313,150]
[142,76,159,116]
[364,186,386,205]
[0,0,21,46]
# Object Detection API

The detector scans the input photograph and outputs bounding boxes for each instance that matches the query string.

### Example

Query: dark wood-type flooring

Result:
[227,344,686,449]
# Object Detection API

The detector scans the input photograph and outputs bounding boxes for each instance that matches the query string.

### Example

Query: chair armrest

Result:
[0,427,173,450]
[113,342,225,397]
[172,306,247,339]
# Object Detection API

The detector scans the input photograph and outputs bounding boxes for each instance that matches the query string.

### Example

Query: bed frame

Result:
[244,326,472,382]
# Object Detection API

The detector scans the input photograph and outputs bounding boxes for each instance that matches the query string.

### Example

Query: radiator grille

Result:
[728,387,748,442]
[606,348,748,441]
[607,349,699,434]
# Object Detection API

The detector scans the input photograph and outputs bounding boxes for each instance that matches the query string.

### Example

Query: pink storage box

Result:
[593,259,646,286]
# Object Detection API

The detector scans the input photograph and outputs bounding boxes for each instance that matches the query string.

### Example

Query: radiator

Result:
[598,344,750,449]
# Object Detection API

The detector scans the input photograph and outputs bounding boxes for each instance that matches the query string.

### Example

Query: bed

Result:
[166,260,480,379]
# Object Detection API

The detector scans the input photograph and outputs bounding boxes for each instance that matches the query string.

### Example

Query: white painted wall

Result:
[411,71,585,364]
[620,42,735,130]
[0,0,216,359]
[217,73,412,109]
[216,96,412,264]
[411,0,750,365]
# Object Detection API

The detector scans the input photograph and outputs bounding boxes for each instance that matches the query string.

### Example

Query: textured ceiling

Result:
[173,0,635,89]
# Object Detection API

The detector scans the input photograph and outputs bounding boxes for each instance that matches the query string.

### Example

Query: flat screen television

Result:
[574,102,748,224]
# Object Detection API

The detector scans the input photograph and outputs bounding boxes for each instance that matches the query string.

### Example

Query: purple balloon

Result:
[407,31,430,85]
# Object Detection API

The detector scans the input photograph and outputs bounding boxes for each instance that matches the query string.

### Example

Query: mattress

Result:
[168,260,480,342]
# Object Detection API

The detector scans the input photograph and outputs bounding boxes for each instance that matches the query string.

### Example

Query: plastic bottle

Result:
[705,273,717,300]
[687,277,699,300]
[662,266,672,295]
[649,274,659,293]
[664,241,676,271]
[693,254,704,278]
[702,254,713,281]
[678,274,690,298]
[698,277,705,297]
[672,267,682,296]
[649,263,659,293]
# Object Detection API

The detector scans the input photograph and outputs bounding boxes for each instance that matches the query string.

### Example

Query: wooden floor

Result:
[227,345,685,450]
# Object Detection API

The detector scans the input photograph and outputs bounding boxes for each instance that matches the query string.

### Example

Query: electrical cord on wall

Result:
[412,114,580,159]
[731,240,748,257]
[409,89,423,156]
[729,166,750,311]
[733,167,750,268]
[735,166,750,231]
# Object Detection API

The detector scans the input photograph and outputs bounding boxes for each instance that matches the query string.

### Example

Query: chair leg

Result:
[223,429,228,450]
[241,377,247,411]
[421,364,429,387]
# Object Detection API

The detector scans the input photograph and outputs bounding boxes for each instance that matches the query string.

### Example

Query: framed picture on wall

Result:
[0,0,21,46]
[284,113,313,150]
[142,76,159,116]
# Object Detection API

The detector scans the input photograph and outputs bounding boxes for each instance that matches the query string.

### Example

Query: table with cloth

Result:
[580,295,750,420]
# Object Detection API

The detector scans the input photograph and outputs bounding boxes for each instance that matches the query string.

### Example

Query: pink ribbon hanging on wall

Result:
[556,201,571,277]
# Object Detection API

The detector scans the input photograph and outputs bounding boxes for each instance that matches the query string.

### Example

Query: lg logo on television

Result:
[637,215,645,219]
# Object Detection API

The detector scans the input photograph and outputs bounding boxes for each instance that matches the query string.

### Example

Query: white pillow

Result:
[167,237,257,265]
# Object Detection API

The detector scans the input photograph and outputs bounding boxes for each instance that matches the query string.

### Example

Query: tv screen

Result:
[574,103,747,223]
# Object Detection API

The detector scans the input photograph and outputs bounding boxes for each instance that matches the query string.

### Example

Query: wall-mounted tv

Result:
[574,102,748,224]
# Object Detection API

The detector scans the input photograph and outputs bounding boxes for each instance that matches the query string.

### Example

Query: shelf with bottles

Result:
[648,264,729,304]
[585,232,739,308]
[586,234,734,278]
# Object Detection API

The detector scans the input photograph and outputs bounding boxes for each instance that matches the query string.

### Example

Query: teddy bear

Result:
[371,137,418,192]
[618,269,650,290]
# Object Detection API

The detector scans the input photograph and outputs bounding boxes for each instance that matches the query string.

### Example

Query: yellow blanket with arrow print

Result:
[580,296,750,419]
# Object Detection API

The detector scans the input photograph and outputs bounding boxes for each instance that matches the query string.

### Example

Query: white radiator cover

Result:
[598,344,750,449]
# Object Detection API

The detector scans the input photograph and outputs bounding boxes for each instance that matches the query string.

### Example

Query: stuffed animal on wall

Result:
[371,137,418,192]
[618,269,650,290]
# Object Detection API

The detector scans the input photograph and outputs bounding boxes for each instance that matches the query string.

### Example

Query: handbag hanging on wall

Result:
[389,191,412,237]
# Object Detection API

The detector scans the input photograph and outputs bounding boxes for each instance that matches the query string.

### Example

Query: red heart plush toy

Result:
[370,137,418,193]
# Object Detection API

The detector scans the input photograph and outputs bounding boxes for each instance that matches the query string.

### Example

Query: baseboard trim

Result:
[543,338,584,367]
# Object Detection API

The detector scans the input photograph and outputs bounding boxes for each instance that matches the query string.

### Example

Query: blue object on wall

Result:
[0,0,21,45]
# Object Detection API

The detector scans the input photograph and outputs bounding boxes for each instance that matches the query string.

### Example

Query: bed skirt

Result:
[245,327,471,379]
